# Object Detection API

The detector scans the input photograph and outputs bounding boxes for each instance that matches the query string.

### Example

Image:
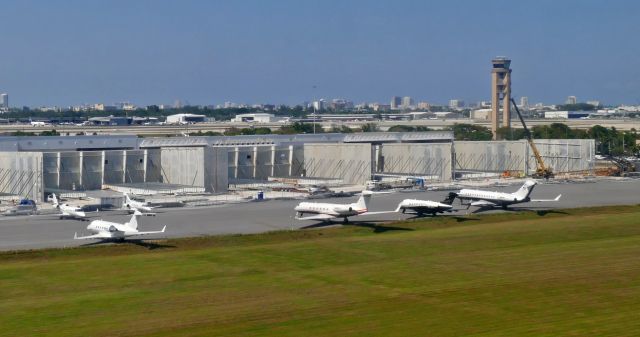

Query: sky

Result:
[0,0,639,107]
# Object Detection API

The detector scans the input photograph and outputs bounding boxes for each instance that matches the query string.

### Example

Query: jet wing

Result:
[126,226,167,237]
[295,214,337,221]
[470,200,498,207]
[358,211,397,216]
[74,232,111,240]
[530,194,562,202]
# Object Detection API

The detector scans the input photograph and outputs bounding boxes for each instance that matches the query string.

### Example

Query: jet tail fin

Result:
[127,210,142,230]
[354,190,373,211]
[441,192,457,205]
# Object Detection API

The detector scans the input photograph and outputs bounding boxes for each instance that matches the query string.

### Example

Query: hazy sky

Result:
[1,0,639,107]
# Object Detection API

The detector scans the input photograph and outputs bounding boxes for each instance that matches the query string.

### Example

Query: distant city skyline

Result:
[1,1,639,107]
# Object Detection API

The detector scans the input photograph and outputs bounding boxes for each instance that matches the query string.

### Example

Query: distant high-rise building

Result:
[566,96,577,105]
[491,57,512,140]
[416,102,431,110]
[312,99,324,111]
[449,99,464,109]
[0,93,8,110]
[401,96,413,109]
[390,96,402,110]
[519,96,528,108]
[330,98,354,111]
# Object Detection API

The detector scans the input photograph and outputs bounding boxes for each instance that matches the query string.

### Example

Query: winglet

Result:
[74,232,77,239]
[161,225,166,233]
[554,194,562,201]
[394,202,402,213]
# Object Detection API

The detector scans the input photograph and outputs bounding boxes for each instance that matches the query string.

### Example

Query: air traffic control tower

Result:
[491,57,512,140]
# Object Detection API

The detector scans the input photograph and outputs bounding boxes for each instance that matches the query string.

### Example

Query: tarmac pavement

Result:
[0,178,638,251]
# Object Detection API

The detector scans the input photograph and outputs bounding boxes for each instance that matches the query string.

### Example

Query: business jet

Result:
[395,199,454,216]
[51,193,86,219]
[448,180,561,209]
[74,210,166,241]
[123,193,155,214]
[294,190,393,223]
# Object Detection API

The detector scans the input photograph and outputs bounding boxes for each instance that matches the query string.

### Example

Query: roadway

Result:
[2,118,640,136]
[0,178,638,251]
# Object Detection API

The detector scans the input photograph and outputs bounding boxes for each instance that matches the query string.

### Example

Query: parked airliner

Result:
[74,210,166,240]
[52,193,86,219]
[395,199,454,216]
[449,180,561,209]
[294,190,393,223]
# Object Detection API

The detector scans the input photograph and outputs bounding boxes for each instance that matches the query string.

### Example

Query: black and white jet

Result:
[394,199,454,216]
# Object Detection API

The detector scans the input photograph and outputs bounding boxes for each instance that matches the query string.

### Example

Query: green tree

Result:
[224,127,242,136]
[40,129,60,136]
[388,125,416,132]
[329,125,354,133]
[276,122,322,134]
[448,124,492,141]
[360,123,379,132]
[253,127,272,135]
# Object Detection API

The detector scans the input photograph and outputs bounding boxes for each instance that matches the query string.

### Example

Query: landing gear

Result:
[343,217,349,224]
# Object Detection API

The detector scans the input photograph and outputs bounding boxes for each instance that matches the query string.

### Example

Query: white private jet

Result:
[51,193,86,219]
[395,199,454,216]
[74,210,166,241]
[449,180,561,209]
[123,193,155,214]
[294,190,393,223]
[29,118,48,126]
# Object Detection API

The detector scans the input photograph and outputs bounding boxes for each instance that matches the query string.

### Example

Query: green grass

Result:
[1,206,640,336]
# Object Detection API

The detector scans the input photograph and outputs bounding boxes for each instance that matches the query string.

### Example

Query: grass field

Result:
[1,206,640,337]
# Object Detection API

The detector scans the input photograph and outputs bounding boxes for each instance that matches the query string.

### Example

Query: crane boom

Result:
[510,98,554,179]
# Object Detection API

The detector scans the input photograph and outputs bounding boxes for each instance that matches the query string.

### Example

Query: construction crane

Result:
[510,98,554,179]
